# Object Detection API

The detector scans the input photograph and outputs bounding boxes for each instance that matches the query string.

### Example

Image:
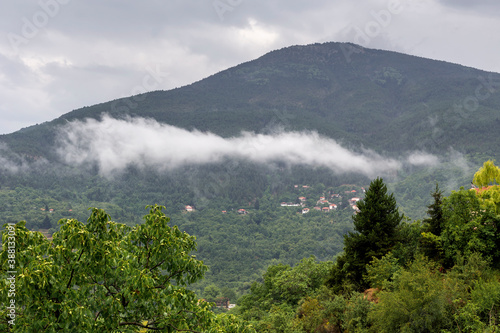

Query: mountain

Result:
[2,42,500,159]
[1,42,499,295]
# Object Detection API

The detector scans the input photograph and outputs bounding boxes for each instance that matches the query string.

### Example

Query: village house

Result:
[238,209,247,215]
[302,208,310,214]
[281,202,300,207]
[349,198,361,206]
[185,205,194,212]
[322,207,330,212]
[329,203,337,210]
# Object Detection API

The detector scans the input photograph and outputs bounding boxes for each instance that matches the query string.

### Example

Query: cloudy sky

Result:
[1,0,499,135]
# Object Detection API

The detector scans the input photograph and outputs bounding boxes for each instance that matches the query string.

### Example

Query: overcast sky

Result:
[1,0,499,135]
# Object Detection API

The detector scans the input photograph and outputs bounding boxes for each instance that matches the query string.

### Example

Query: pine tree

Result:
[328,177,403,291]
[423,183,444,236]
[419,183,446,263]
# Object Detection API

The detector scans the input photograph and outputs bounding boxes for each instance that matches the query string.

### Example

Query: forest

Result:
[1,160,499,332]
[1,42,500,331]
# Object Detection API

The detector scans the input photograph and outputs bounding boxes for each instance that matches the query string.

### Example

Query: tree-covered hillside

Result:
[0,41,499,306]
[1,42,499,158]
[3,162,499,332]
[236,161,500,332]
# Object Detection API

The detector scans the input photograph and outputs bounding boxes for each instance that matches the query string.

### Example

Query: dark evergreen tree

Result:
[422,183,445,236]
[254,199,260,210]
[41,215,51,229]
[327,177,403,291]
[419,183,446,263]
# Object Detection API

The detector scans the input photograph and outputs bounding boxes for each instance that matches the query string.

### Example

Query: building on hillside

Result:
[349,198,361,206]
[215,297,230,309]
[302,208,310,214]
[281,202,301,207]
[473,185,497,194]
[298,196,306,202]
[322,207,330,212]
[329,203,338,210]
[238,209,247,215]
[313,206,321,211]
[185,205,194,212]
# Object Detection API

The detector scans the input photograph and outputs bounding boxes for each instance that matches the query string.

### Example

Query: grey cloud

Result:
[0,142,49,173]
[56,115,403,178]
[1,0,500,135]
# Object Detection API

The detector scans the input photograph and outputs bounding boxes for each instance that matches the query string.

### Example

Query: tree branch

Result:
[66,248,85,289]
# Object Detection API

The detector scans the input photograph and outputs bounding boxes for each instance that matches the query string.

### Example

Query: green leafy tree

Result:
[441,188,500,267]
[0,205,253,332]
[473,160,500,188]
[237,257,332,322]
[327,178,403,291]
[473,160,500,215]
[369,255,453,332]
[204,284,221,302]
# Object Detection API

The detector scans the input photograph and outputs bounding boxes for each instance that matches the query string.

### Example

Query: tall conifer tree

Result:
[328,177,402,291]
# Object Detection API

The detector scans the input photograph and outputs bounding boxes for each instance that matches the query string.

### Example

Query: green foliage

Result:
[237,257,333,322]
[392,218,422,267]
[365,252,401,291]
[0,205,254,332]
[234,170,500,332]
[441,188,500,267]
[369,255,453,332]
[473,160,500,188]
[343,293,372,333]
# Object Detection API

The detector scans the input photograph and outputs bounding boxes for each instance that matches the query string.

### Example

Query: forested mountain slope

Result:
[1,41,499,298]
[1,42,499,159]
